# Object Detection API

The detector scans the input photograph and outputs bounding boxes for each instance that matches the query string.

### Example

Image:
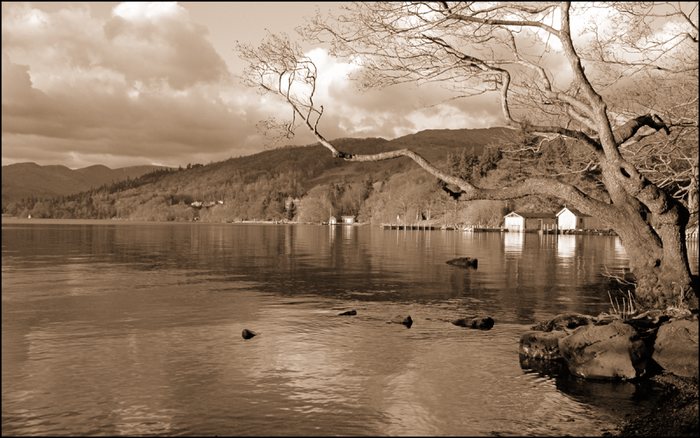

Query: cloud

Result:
[1,2,509,169]
[103,2,228,90]
[302,47,506,141]
[1,2,260,168]
[2,53,274,167]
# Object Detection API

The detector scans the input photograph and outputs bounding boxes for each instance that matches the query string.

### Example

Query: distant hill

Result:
[202,127,517,188]
[119,127,514,190]
[1,162,169,206]
[4,127,528,221]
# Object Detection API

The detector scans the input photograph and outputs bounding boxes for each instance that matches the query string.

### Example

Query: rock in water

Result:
[338,309,357,316]
[242,328,257,340]
[470,316,494,330]
[452,316,495,330]
[388,315,413,328]
[446,257,478,269]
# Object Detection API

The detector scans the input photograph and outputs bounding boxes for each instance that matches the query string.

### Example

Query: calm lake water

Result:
[3,219,698,436]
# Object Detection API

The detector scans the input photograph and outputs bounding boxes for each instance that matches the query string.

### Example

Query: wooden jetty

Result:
[382,223,437,230]
[381,224,505,231]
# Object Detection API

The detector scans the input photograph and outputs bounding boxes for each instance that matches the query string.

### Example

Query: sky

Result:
[2,1,502,169]
[2,2,696,169]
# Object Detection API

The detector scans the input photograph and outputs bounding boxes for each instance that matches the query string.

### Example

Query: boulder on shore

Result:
[452,316,495,330]
[446,257,478,269]
[558,320,649,380]
[652,317,699,379]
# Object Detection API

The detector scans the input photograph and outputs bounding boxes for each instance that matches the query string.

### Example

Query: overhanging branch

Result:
[437,175,616,221]
[317,131,616,222]
[613,113,671,144]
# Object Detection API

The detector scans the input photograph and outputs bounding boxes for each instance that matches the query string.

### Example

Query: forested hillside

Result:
[4,127,597,225]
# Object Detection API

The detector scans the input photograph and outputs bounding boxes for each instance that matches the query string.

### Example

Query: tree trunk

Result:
[613,210,698,311]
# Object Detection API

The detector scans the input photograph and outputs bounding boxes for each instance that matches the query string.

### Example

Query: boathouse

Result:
[503,211,556,232]
[328,216,338,225]
[556,206,604,230]
[341,215,356,225]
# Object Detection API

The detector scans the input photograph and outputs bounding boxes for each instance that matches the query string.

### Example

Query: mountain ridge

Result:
[2,162,171,206]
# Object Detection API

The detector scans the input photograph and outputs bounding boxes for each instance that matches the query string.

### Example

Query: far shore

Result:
[0,217,364,226]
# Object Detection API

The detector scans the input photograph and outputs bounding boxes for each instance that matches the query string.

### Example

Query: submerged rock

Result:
[452,316,495,330]
[652,317,699,379]
[519,355,568,376]
[558,320,649,380]
[388,315,413,328]
[241,328,258,340]
[446,257,478,269]
[338,309,357,316]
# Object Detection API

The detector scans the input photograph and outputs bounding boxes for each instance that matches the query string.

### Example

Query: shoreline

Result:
[614,373,698,437]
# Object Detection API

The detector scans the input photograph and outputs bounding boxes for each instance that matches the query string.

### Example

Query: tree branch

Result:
[449,11,561,36]
[613,113,671,144]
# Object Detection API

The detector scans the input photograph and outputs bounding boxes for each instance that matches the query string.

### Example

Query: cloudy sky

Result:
[2,1,507,169]
[2,2,695,170]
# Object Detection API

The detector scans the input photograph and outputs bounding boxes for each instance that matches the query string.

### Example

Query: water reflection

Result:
[557,235,576,258]
[614,237,626,258]
[1,222,637,319]
[504,231,524,254]
[328,224,336,246]
[342,224,355,241]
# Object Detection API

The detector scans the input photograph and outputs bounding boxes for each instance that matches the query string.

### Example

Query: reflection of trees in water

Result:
[496,233,634,321]
[3,223,632,316]
[2,223,119,262]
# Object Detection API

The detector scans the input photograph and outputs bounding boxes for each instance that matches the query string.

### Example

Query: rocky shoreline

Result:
[519,310,698,437]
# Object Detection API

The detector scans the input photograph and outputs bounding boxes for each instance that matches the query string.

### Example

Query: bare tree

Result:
[238,2,699,310]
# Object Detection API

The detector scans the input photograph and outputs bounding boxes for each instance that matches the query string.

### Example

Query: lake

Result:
[3,219,697,436]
